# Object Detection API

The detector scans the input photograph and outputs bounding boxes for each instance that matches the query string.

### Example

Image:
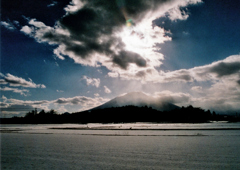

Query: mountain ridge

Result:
[92,91,179,111]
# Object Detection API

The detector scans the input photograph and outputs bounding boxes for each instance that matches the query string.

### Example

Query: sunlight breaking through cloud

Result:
[3,0,240,115]
[19,0,203,82]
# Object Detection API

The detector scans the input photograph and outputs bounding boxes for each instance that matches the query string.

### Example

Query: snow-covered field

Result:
[1,122,240,169]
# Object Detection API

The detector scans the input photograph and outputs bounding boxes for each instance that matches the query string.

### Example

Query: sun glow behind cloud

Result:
[2,0,240,117]
[18,0,204,82]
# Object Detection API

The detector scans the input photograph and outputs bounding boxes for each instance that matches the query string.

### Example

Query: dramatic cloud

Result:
[161,55,240,83]
[134,55,240,112]
[2,0,240,115]
[0,73,46,88]
[209,62,240,78]
[112,51,147,69]
[83,76,100,88]
[19,0,202,81]
[153,82,240,113]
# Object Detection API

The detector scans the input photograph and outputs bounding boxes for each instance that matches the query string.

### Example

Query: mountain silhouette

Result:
[2,91,227,124]
[93,92,179,111]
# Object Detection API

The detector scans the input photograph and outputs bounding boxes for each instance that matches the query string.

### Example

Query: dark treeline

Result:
[1,105,240,124]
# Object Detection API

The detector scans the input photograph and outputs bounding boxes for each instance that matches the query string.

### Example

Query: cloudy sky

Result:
[1,0,240,117]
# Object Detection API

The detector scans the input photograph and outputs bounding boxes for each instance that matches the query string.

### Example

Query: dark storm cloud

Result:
[82,0,165,23]
[60,8,107,38]
[17,0,203,74]
[37,0,171,69]
[209,62,240,77]
[64,39,115,59]
[41,31,68,44]
[112,51,147,69]
[59,0,170,37]
[56,0,155,68]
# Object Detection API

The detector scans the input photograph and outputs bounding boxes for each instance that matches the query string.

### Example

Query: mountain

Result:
[93,92,179,111]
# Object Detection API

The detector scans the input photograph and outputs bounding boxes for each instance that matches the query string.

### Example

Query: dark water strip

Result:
[48,127,240,130]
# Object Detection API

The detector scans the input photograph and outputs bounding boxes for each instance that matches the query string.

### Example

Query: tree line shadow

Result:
[1,105,240,124]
